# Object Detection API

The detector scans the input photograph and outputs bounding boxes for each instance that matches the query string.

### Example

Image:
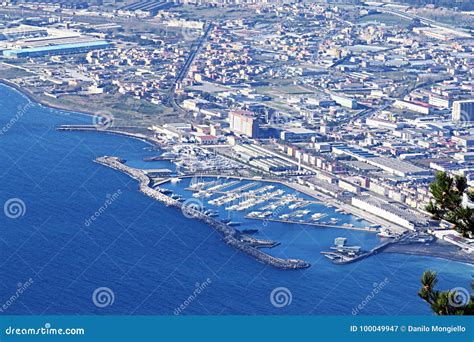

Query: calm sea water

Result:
[1,83,473,315]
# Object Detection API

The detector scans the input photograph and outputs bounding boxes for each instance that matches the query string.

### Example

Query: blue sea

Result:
[1,83,473,315]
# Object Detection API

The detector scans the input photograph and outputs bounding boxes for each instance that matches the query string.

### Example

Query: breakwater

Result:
[57,125,161,146]
[95,156,310,270]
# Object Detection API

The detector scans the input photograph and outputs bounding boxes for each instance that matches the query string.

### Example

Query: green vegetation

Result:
[426,171,474,236]
[419,271,474,315]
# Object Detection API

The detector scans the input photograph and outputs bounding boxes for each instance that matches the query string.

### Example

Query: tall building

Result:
[228,110,259,138]
[452,100,474,122]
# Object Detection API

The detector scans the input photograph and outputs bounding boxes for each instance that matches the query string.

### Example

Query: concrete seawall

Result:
[95,156,311,270]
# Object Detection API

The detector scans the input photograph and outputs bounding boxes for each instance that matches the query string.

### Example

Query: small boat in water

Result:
[204,210,218,217]
[311,213,325,221]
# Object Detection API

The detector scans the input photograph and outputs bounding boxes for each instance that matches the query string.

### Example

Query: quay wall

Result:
[95,156,310,270]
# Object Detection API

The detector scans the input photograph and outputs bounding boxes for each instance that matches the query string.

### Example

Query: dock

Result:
[320,233,423,265]
[95,156,310,270]
[245,216,379,232]
[321,241,395,264]
[228,182,260,193]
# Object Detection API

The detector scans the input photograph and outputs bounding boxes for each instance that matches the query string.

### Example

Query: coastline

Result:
[0,79,103,119]
[0,80,161,147]
[95,156,311,270]
[4,80,474,268]
[383,240,474,266]
[56,125,162,147]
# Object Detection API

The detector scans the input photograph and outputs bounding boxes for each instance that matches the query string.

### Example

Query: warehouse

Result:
[3,40,110,58]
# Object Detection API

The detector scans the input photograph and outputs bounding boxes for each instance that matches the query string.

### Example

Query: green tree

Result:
[455,175,468,194]
[427,172,474,236]
[419,271,474,315]
[425,200,439,219]
[454,207,474,236]
[429,171,454,211]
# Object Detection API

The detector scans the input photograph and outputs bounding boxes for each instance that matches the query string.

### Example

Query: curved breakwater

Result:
[95,156,311,270]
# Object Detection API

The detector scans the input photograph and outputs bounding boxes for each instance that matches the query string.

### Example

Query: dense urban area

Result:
[1,0,474,265]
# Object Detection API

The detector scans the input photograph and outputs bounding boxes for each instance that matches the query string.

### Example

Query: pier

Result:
[57,125,162,146]
[95,156,310,270]
[245,216,379,232]
[321,233,421,265]
[321,241,395,264]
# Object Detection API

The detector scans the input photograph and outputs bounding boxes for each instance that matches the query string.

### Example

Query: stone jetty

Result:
[95,156,310,270]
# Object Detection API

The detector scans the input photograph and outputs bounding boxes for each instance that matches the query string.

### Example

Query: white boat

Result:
[311,213,325,221]
[377,228,398,238]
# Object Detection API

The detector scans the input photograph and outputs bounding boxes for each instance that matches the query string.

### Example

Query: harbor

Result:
[95,156,311,270]
[93,153,424,268]
[164,176,381,232]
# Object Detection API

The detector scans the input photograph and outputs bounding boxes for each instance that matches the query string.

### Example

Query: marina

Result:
[169,176,381,233]
[95,156,311,270]
[153,175,406,264]
[92,150,434,269]
[95,156,403,267]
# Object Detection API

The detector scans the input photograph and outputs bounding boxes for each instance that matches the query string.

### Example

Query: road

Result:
[166,23,214,113]
[370,6,471,37]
